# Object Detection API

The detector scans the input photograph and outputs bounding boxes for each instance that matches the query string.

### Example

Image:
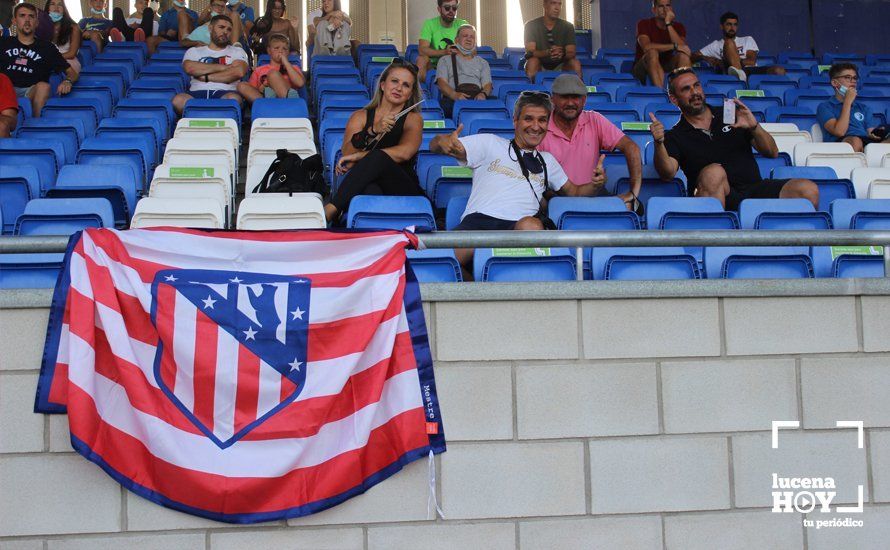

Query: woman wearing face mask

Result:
[436,24,491,118]
[109,0,157,43]
[44,0,81,74]
[324,59,428,224]
[249,0,299,53]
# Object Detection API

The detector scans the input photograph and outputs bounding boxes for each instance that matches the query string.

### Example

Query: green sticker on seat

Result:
[441,166,472,178]
[169,167,216,178]
[621,121,652,131]
[371,56,395,63]
[830,245,884,260]
[818,64,832,74]
[492,248,552,257]
[188,120,226,128]
[424,120,446,129]
[736,89,765,98]
[586,86,598,93]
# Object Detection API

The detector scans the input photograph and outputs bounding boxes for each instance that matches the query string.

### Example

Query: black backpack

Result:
[252,149,328,195]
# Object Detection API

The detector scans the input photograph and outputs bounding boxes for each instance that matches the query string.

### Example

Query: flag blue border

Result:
[34,231,83,414]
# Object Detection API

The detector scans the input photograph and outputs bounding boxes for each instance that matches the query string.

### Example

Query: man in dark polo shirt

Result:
[650,67,818,210]
[633,0,691,85]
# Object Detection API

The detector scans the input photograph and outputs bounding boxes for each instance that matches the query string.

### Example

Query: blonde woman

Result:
[324,59,426,223]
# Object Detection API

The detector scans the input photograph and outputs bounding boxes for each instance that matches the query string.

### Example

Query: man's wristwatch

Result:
[62,78,72,85]
[666,22,673,26]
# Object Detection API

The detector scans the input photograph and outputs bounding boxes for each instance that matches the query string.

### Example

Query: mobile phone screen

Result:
[723,99,736,125]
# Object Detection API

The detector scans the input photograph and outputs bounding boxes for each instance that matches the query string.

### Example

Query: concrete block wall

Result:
[2,295,890,548]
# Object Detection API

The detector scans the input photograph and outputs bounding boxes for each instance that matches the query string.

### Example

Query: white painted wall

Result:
[3,294,890,547]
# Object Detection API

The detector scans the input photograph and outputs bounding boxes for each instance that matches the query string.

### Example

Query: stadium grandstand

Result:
[2,0,890,546]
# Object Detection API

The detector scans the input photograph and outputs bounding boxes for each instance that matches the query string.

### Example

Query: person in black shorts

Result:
[650,67,818,211]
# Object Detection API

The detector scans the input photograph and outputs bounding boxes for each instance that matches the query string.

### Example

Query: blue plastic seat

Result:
[771,165,854,210]
[833,255,885,278]
[0,253,65,289]
[642,102,680,129]
[346,195,435,230]
[0,166,41,234]
[615,177,686,206]
[616,85,667,117]
[822,53,865,65]
[320,98,368,121]
[138,64,189,89]
[406,249,463,282]
[445,195,470,230]
[310,54,355,72]
[704,246,815,278]
[699,74,746,97]
[737,95,783,121]
[16,119,86,164]
[464,118,514,140]
[96,50,143,72]
[0,138,64,196]
[765,106,818,132]
[785,89,832,113]
[106,40,148,60]
[114,98,175,137]
[88,60,135,86]
[41,97,102,136]
[592,247,701,280]
[739,198,831,230]
[647,197,739,229]
[356,44,398,73]
[183,98,242,124]
[830,199,890,229]
[754,154,792,180]
[14,197,114,235]
[427,170,472,209]
[47,164,139,228]
[798,75,834,93]
[127,79,182,99]
[64,86,115,119]
[97,117,164,159]
[534,70,579,87]
[589,74,637,99]
[594,103,640,125]
[749,76,798,99]
[73,74,123,103]
[77,136,153,189]
[319,91,370,119]
[452,100,510,127]
[78,65,127,95]
[474,248,577,282]
[548,196,641,230]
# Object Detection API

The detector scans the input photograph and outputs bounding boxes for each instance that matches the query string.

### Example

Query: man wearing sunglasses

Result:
[651,68,818,211]
[416,0,467,83]
[818,63,890,152]
[431,91,598,269]
[524,0,581,80]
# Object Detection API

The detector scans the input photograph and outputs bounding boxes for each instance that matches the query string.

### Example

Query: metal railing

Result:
[3,231,890,280]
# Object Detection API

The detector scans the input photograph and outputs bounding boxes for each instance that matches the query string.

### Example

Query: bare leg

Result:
[222,92,243,105]
[525,56,542,80]
[722,38,743,70]
[563,57,582,80]
[172,92,192,115]
[780,178,820,209]
[768,66,786,76]
[843,135,865,153]
[265,70,291,98]
[642,49,664,89]
[29,82,51,117]
[236,82,262,103]
[695,163,731,208]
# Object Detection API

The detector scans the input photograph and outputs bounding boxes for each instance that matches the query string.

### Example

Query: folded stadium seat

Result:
[865,55,890,67]
[174,117,240,157]
[47,165,139,228]
[793,142,866,179]
[16,119,84,164]
[615,174,686,207]
[99,118,164,160]
[617,122,653,151]
[149,50,186,63]
[114,98,176,138]
[236,195,324,230]
[320,134,346,194]
[164,137,237,181]
[150,180,230,226]
[152,163,233,208]
[771,165,852,210]
[445,195,470,230]
[739,198,831,230]
[646,196,739,261]
[0,166,41,234]
[96,49,144,72]
[346,195,436,230]
[416,152,458,192]
[488,59,512,71]
[0,252,67,289]
[76,45,94,69]
[183,99,242,126]
[591,246,701,280]
[131,197,225,229]
[642,102,680,129]
[778,51,817,65]
[74,74,123,104]
[747,75,796,97]
[765,106,817,132]
[464,118,514,140]
[832,254,886,278]
[316,83,369,110]
[497,81,547,101]
[0,138,64,196]
[785,89,832,114]
[256,53,301,67]
[452,100,510,127]
[474,247,577,282]
[318,92,371,121]
[41,98,102,136]
[317,97,367,122]
[16,97,31,127]
[534,71,581,87]
[14,197,114,236]
[828,197,890,277]
[703,246,815,279]
[548,196,641,230]
[78,66,127,96]
[420,99,445,119]
[427,164,472,209]
[699,74,746,96]
[854,91,890,127]
[313,68,363,101]
[156,41,187,52]
[77,136,154,190]
[822,53,866,65]
[422,118,457,139]
[760,122,812,157]
[596,48,635,72]
[364,64,389,94]
[798,75,833,93]
[587,73,640,101]
[89,60,135,87]
[138,64,190,90]
[490,68,529,84]
[850,167,890,198]
[248,130,316,163]
[580,64,616,83]
[127,80,181,99]
[592,103,640,125]
[406,249,463,282]
[733,93,782,122]
[106,40,148,60]
[63,87,115,122]
[616,86,668,120]
[753,153,792,178]
[357,44,398,74]
[864,143,890,168]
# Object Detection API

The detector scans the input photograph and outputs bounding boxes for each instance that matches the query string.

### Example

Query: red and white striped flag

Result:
[35,227,445,523]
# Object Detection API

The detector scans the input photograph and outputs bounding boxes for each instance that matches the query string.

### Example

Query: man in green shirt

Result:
[524,0,581,80]
[417,0,468,82]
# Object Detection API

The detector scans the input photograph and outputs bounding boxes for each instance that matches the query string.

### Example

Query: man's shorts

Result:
[14,85,33,97]
[454,212,518,231]
[632,51,683,83]
[187,89,233,99]
[725,178,790,211]
[263,87,300,99]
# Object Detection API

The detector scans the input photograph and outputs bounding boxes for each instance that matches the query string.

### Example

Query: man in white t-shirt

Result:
[692,11,785,82]
[430,91,598,267]
[172,14,248,114]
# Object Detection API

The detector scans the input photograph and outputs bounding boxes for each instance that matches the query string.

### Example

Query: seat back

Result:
[15,197,114,235]
[346,195,435,230]
[474,248,577,282]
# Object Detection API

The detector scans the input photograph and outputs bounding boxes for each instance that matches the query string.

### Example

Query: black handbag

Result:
[252,149,328,195]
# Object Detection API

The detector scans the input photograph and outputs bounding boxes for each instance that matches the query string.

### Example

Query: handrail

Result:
[3,231,890,278]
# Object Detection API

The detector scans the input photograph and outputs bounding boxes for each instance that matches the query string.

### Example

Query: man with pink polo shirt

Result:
[538,74,643,211]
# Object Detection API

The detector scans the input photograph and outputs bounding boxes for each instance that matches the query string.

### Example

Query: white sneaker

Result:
[728,66,747,83]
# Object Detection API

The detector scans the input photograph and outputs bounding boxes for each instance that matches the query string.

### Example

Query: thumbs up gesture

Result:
[649,112,665,143]
[441,123,466,157]
[591,154,607,188]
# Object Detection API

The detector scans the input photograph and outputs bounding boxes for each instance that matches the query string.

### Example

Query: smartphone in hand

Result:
[723,98,736,125]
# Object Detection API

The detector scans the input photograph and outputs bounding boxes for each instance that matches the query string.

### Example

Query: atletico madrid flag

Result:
[35,227,445,523]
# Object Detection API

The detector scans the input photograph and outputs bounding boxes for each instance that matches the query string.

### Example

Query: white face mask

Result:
[173,0,185,7]
[838,85,848,97]
[90,6,106,15]
[228,0,239,5]
[455,43,474,55]
[149,1,160,10]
